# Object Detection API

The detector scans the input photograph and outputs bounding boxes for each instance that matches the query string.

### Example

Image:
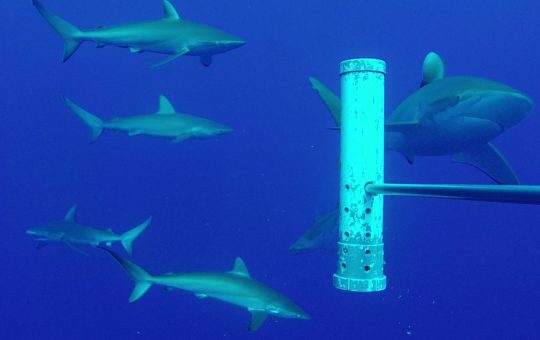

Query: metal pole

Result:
[334,59,386,292]
[365,183,540,205]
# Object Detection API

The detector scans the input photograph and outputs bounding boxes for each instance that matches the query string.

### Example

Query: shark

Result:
[101,247,310,332]
[26,205,151,255]
[64,95,232,143]
[309,52,534,184]
[289,209,339,253]
[33,0,245,67]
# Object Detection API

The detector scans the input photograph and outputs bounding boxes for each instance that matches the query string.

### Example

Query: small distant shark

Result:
[289,210,338,253]
[309,52,534,184]
[33,0,245,67]
[101,247,310,332]
[26,205,151,255]
[64,95,232,143]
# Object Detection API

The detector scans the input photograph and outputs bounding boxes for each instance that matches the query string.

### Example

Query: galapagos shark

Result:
[64,95,232,143]
[289,209,339,253]
[33,0,245,67]
[309,52,534,184]
[26,205,151,255]
[101,248,309,332]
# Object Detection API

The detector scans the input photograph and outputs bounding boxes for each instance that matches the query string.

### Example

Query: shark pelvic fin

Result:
[248,310,268,332]
[451,143,519,184]
[150,47,189,68]
[230,257,251,277]
[162,0,181,20]
[65,205,77,221]
[156,95,176,114]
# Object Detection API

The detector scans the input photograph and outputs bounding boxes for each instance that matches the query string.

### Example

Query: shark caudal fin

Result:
[99,247,153,302]
[120,217,152,256]
[63,97,104,142]
[32,0,84,62]
[308,77,342,126]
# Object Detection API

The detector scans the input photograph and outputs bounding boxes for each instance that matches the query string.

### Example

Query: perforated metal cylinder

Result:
[334,58,386,292]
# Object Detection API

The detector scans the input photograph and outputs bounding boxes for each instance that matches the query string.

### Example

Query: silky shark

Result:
[26,205,151,255]
[309,52,534,184]
[289,209,339,253]
[33,0,245,67]
[101,248,309,332]
[64,95,232,143]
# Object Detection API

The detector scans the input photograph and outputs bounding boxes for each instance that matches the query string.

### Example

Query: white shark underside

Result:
[26,205,151,255]
[102,248,309,332]
[33,0,245,67]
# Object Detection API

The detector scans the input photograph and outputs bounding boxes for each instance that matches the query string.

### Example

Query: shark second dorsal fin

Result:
[162,0,181,20]
[230,257,251,277]
[156,95,176,114]
[65,205,77,221]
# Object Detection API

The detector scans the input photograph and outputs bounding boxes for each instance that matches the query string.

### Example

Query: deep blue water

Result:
[2,0,540,339]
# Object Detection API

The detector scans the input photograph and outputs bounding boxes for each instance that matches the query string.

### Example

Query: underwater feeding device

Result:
[334,58,540,292]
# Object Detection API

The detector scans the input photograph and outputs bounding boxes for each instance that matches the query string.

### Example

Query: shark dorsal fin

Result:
[162,0,181,20]
[156,95,176,114]
[421,51,445,87]
[65,205,77,221]
[230,257,251,277]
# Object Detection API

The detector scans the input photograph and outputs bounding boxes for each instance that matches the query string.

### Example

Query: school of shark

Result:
[27,0,535,333]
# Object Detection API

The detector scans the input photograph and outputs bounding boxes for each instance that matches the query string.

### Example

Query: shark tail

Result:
[63,97,104,142]
[99,247,154,302]
[120,216,152,256]
[33,0,84,62]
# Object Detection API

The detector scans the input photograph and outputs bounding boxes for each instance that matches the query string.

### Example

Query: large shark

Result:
[309,52,534,184]
[289,209,339,253]
[101,247,309,332]
[26,205,151,255]
[33,0,245,67]
[64,95,232,143]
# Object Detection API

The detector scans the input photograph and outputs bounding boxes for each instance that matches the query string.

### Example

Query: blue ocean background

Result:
[2,0,539,338]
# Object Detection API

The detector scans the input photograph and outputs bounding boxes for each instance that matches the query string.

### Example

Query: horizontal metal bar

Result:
[365,183,540,205]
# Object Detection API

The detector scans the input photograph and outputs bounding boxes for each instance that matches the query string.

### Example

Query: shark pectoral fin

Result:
[451,143,519,184]
[150,48,189,68]
[200,55,213,67]
[384,121,420,133]
[128,130,142,136]
[194,293,207,299]
[130,47,142,53]
[248,311,268,332]
[171,135,189,144]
